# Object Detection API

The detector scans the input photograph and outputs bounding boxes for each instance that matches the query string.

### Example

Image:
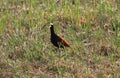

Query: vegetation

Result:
[0,0,120,78]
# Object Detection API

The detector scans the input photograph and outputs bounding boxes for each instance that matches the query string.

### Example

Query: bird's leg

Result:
[52,47,60,60]
[61,47,67,58]
[58,49,60,58]
[64,47,67,57]
[58,48,62,58]
[57,42,62,57]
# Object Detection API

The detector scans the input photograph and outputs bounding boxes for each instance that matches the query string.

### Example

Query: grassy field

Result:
[0,0,120,78]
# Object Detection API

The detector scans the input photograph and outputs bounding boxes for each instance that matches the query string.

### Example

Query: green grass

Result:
[0,0,120,78]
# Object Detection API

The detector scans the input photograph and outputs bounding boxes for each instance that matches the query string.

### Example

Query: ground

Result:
[0,0,120,78]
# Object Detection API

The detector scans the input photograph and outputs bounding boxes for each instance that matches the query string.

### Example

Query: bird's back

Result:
[51,33,70,48]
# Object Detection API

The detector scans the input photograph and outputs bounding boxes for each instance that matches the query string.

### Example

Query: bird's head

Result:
[49,23,55,34]
[49,23,54,28]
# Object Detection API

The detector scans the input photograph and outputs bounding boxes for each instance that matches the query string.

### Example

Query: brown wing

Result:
[58,36,70,47]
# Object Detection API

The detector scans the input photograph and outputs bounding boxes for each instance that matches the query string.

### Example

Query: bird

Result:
[49,23,70,48]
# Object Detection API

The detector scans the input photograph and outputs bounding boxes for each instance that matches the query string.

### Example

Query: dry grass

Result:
[0,0,120,78]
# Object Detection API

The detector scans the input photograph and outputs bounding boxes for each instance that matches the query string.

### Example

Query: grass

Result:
[0,0,120,78]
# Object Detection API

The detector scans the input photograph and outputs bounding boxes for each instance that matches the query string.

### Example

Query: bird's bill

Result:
[50,23,53,25]
[48,23,53,28]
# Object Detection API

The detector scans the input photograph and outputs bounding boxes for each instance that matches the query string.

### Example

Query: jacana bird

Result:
[49,23,70,48]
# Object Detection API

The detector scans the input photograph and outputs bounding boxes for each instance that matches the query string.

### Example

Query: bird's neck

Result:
[50,26,55,36]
